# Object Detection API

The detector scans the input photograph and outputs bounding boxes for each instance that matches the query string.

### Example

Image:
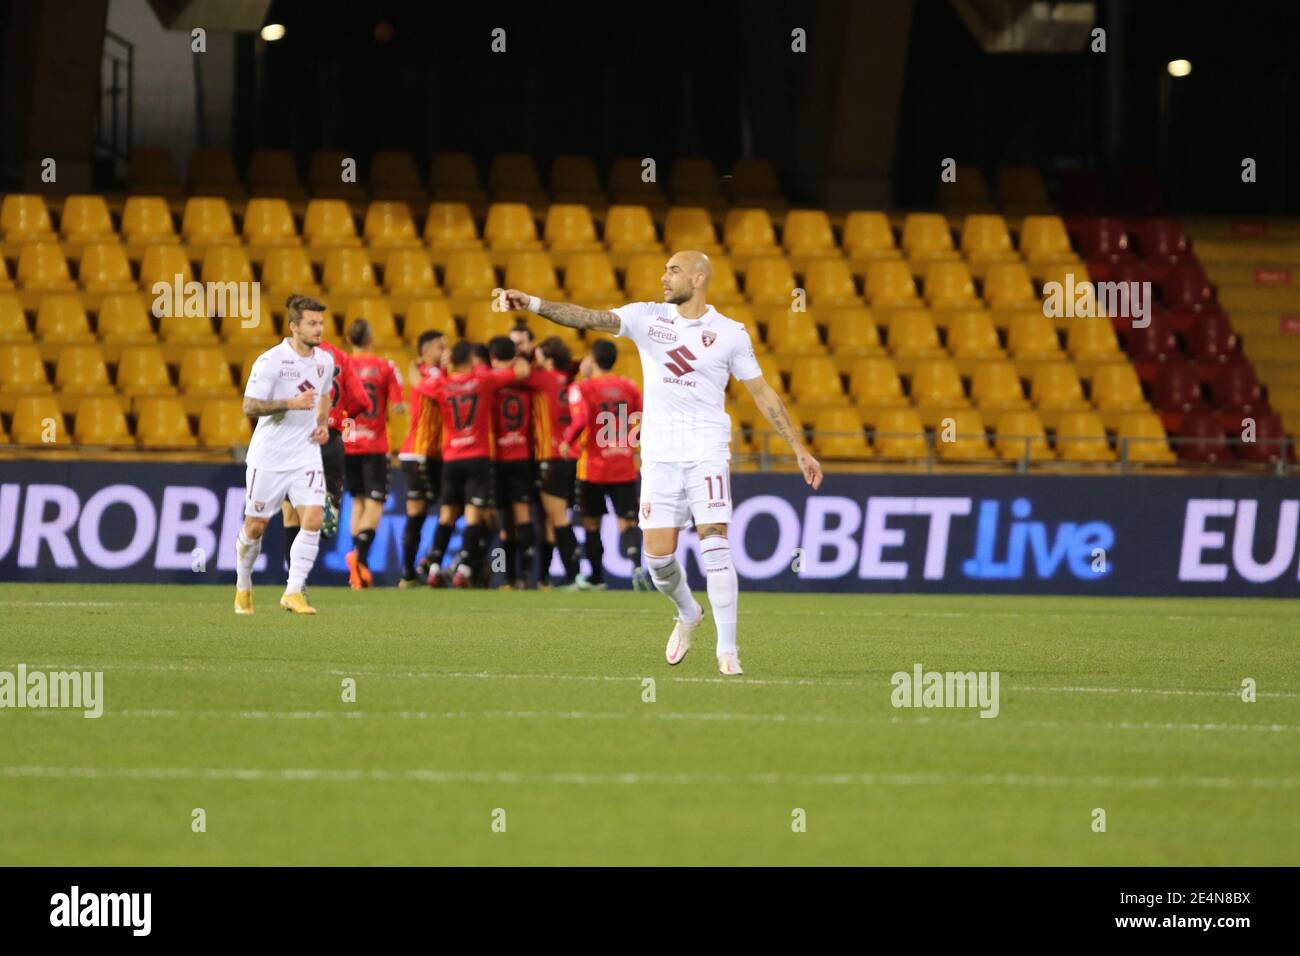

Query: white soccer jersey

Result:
[613,301,763,462]
[243,338,335,471]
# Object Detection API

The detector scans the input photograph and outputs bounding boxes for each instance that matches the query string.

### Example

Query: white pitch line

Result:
[1,765,1297,790]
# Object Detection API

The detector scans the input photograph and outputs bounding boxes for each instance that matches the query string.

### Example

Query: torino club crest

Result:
[701,330,717,347]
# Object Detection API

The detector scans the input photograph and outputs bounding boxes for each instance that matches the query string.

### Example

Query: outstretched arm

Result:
[502,289,620,333]
[741,375,824,490]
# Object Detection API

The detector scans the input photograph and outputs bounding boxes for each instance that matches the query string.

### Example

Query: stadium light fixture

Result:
[261,23,286,42]
[1166,59,1192,78]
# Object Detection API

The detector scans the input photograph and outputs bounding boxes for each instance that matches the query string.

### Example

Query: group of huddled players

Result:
[301,305,647,593]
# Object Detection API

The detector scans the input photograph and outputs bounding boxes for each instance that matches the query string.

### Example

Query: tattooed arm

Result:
[741,375,824,489]
[243,392,315,417]
[501,289,620,332]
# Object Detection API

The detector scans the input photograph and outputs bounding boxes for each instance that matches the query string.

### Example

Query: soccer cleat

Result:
[345,551,364,590]
[451,564,473,589]
[665,603,704,666]
[631,567,652,592]
[717,652,744,676]
[397,576,420,589]
[321,499,339,538]
[279,591,317,615]
[234,590,254,615]
[358,562,373,588]
[426,566,445,588]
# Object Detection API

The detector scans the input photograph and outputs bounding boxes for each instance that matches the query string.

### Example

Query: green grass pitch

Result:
[1,582,1296,866]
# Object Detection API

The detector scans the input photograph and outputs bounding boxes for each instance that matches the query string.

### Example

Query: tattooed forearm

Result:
[243,397,292,417]
[536,299,620,332]
[756,391,804,452]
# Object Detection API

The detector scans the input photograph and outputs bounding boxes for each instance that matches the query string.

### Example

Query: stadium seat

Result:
[484,203,543,266]
[937,167,993,215]
[0,256,14,292]
[247,149,306,200]
[936,408,994,461]
[789,356,848,410]
[886,309,944,361]
[241,198,301,263]
[364,201,422,254]
[923,261,978,308]
[900,213,959,264]
[116,345,175,398]
[1211,362,1264,415]
[670,157,722,202]
[549,155,605,204]
[1,194,56,248]
[608,157,667,211]
[54,345,113,404]
[1161,263,1215,312]
[1116,411,1176,463]
[912,357,970,426]
[1018,215,1075,267]
[369,150,426,203]
[180,198,240,253]
[603,205,662,268]
[960,215,1019,274]
[1072,217,1134,263]
[997,167,1051,214]
[128,148,182,198]
[178,347,236,398]
[813,406,872,459]
[403,298,457,342]
[730,159,785,211]
[74,395,132,446]
[624,253,670,302]
[382,249,441,308]
[995,410,1053,461]
[1031,362,1091,425]
[782,210,840,270]
[1055,411,1115,462]
[0,344,52,402]
[843,212,901,270]
[322,249,380,297]
[423,202,483,266]
[1007,312,1064,361]
[971,360,1030,413]
[35,295,94,361]
[1177,410,1233,464]
[0,294,31,344]
[217,298,278,358]
[1236,411,1289,464]
[200,245,255,285]
[135,396,196,446]
[1185,312,1237,363]
[946,310,1005,368]
[121,196,179,252]
[1066,315,1121,361]
[199,396,253,447]
[982,261,1037,307]
[745,256,797,305]
[490,154,546,205]
[663,207,722,255]
[1124,312,1179,363]
[804,258,861,306]
[765,310,824,367]
[504,252,563,301]
[17,242,76,293]
[307,149,365,201]
[825,308,884,369]
[1090,362,1149,426]
[342,297,402,348]
[849,357,910,424]
[865,260,921,306]
[60,195,116,251]
[430,152,487,205]
[543,204,603,267]
[564,251,621,306]
[79,242,137,297]
[303,199,362,258]
[463,303,519,343]
[260,246,320,300]
[724,208,779,268]
[1152,362,1206,413]
[1036,261,1090,323]
[139,244,194,290]
[10,394,65,444]
[188,148,246,199]
[873,407,928,459]
[97,294,156,357]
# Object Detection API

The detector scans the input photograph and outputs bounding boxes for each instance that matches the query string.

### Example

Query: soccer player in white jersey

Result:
[233,294,335,615]
[503,251,823,675]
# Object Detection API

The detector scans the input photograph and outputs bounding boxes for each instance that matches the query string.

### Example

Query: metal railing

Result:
[94,30,134,173]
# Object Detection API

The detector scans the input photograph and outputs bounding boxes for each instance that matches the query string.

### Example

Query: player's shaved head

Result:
[662,250,711,306]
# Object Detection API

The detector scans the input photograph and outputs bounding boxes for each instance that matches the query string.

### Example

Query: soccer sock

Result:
[555,524,580,579]
[515,522,536,582]
[501,534,517,582]
[645,551,698,621]
[619,526,642,566]
[354,528,375,568]
[430,522,454,568]
[286,528,320,594]
[701,539,738,655]
[283,525,299,572]
[402,513,423,578]
[540,539,555,584]
[457,523,482,573]
[235,530,261,592]
[584,525,604,584]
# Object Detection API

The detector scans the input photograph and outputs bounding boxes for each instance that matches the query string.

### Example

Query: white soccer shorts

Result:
[638,460,732,530]
[244,464,327,518]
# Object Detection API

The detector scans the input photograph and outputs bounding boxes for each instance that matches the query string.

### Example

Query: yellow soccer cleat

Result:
[279,591,317,615]
[234,590,254,615]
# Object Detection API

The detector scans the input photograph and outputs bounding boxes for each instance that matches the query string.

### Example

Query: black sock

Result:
[403,512,424,578]
[284,525,299,571]
[354,528,375,567]
[516,522,536,582]
[540,539,555,584]
[430,522,454,569]
[555,524,580,579]
[458,523,486,573]
[584,525,604,584]
[619,526,642,566]
[501,534,517,582]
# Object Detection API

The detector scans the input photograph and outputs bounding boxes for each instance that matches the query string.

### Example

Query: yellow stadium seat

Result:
[789,355,847,407]
[342,297,402,347]
[982,261,1037,307]
[188,148,245,199]
[549,155,605,203]
[0,344,51,397]
[97,295,156,355]
[443,248,497,304]
[935,408,994,461]
[843,212,901,270]
[923,261,978,308]
[731,159,785,210]
[0,256,14,292]
[198,397,253,447]
[901,213,958,264]
[490,154,545,202]
[11,394,65,444]
[543,204,602,258]
[157,305,218,349]
[17,242,76,293]
[670,157,721,200]
[1007,311,1064,362]
[2,195,56,247]
[959,215,1019,274]
[242,198,300,260]
[865,260,921,306]
[504,252,562,300]
[121,196,179,251]
[484,203,543,267]
[564,251,620,298]
[937,168,991,212]
[624,252,670,302]
[1054,411,1114,462]
[604,205,662,268]
[303,199,361,256]
[1066,315,1120,361]
[260,246,320,299]
[423,201,483,266]
[0,294,31,344]
[247,149,305,200]
[998,167,1050,208]
[74,395,132,446]
[178,347,235,397]
[849,357,909,424]
[128,148,182,197]
[307,149,364,200]
[139,244,194,289]
[1116,412,1176,464]
[135,396,196,446]
[745,256,796,305]
[403,298,457,342]
[1037,261,1090,321]
[464,303,519,342]
[995,410,1053,461]
[364,201,421,253]
[911,358,970,426]
[825,308,884,368]
[218,296,278,353]
[429,152,487,205]
[750,414,800,461]
[322,248,379,296]
[724,208,779,268]
[725,304,764,350]
[55,345,113,398]
[180,197,239,250]
[813,406,872,459]
[200,245,254,285]
[766,310,823,363]
[706,255,746,306]
[1019,215,1074,264]
[115,344,174,397]
[805,258,861,306]
[1090,362,1148,427]
[946,310,1004,365]
[60,195,115,248]
[783,209,839,270]
[1031,362,1090,427]
[664,207,722,255]
[382,249,440,307]
[79,242,137,295]
[36,294,94,345]
[887,309,944,361]
[370,150,426,202]
[873,407,928,459]
[971,360,1030,413]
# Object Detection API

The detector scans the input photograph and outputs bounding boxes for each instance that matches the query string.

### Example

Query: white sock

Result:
[645,551,700,622]
[701,539,738,655]
[236,531,262,592]
[286,528,320,593]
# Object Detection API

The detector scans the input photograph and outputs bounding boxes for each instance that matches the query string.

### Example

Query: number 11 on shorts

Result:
[704,472,728,501]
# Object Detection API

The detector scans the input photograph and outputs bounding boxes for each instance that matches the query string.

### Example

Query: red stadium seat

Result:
[1131,218,1189,263]
[1236,412,1291,464]
[1152,362,1207,414]
[1176,410,1232,464]
[1070,217,1134,263]
[1185,312,1238,364]
[1161,263,1215,313]
[1209,362,1264,415]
